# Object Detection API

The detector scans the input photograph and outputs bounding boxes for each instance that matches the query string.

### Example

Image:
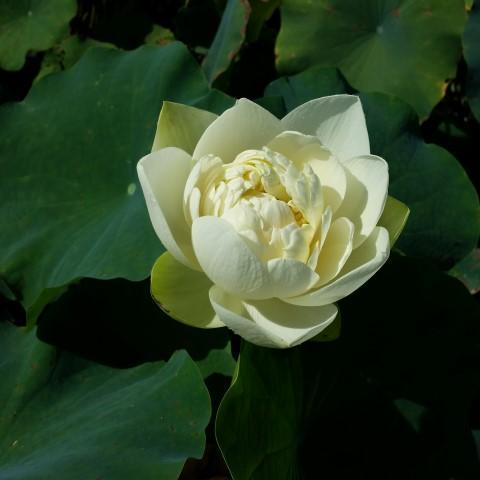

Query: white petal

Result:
[307,206,333,271]
[209,286,338,348]
[192,216,269,299]
[319,206,332,249]
[284,227,390,306]
[315,217,354,286]
[268,131,347,213]
[296,143,347,213]
[183,154,223,223]
[281,95,370,161]
[192,216,318,300]
[152,101,218,154]
[307,240,321,270]
[137,148,198,269]
[267,130,319,159]
[335,154,389,248]
[193,98,282,163]
[267,257,319,298]
[221,201,268,261]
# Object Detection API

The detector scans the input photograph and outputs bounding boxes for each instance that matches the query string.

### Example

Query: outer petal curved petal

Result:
[152,101,218,154]
[266,130,319,159]
[315,217,354,287]
[209,286,338,348]
[267,258,320,298]
[193,98,282,163]
[151,252,223,328]
[284,227,390,307]
[192,216,318,300]
[335,154,389,248]
[137,147,198,268]
[192,216,269,299]
[281,95,370,161]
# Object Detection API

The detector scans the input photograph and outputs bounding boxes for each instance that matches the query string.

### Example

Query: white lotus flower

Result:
[137,96,409,348]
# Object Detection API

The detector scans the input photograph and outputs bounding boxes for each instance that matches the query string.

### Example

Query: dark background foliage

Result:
[1,1,480,479]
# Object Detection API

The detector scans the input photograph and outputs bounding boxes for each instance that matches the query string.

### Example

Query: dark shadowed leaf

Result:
[216,255,480,479]
[247,0,281,42]
[247,0,280,42]
[464,1,480,122]
[202,0,251,84]
[450,249,480,294]
[37,277,235,377]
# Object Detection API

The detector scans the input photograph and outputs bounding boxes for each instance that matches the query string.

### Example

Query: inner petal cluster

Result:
[184,146,329,266]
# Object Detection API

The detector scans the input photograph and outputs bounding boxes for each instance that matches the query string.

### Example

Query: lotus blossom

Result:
[137,96,409,348]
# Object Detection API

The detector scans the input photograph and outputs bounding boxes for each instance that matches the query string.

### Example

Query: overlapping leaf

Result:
[0,43,216,316]
[216,255,480,479]
[0,0,77,71]
[464,0,480,122]
[450,249,480,294]
[202,0,251,84]
[34,36,115,84]
[361,93,479,266]
[276,0,466,118]
[0,322,211,480]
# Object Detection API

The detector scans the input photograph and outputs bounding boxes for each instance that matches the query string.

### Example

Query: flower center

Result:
[208,148,320,227]
[189,148,325,264]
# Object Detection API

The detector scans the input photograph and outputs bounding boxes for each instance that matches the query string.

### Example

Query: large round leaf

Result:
[0,43,213,314]
[276,0,466,118]
[0,322,211,479]
[264,66,349,112]
[34,36,115,84]
[361,92,480,267]
[0,0,77,71]
[216,255,480,479]
[262,67,480,267]
[464,1,480,122]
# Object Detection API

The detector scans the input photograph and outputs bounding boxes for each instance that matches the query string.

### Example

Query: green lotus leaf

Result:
[247,0,281,41]
[34,36,115,84]
[450,248,480,294]
[361,92,480,267]
[216,254,480,479]
[464,1,480,122]
[0,0,77,71]
[0,322,211,479]
[0,43,217,319]
[202,0,251,84]
[276,0,466,118]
